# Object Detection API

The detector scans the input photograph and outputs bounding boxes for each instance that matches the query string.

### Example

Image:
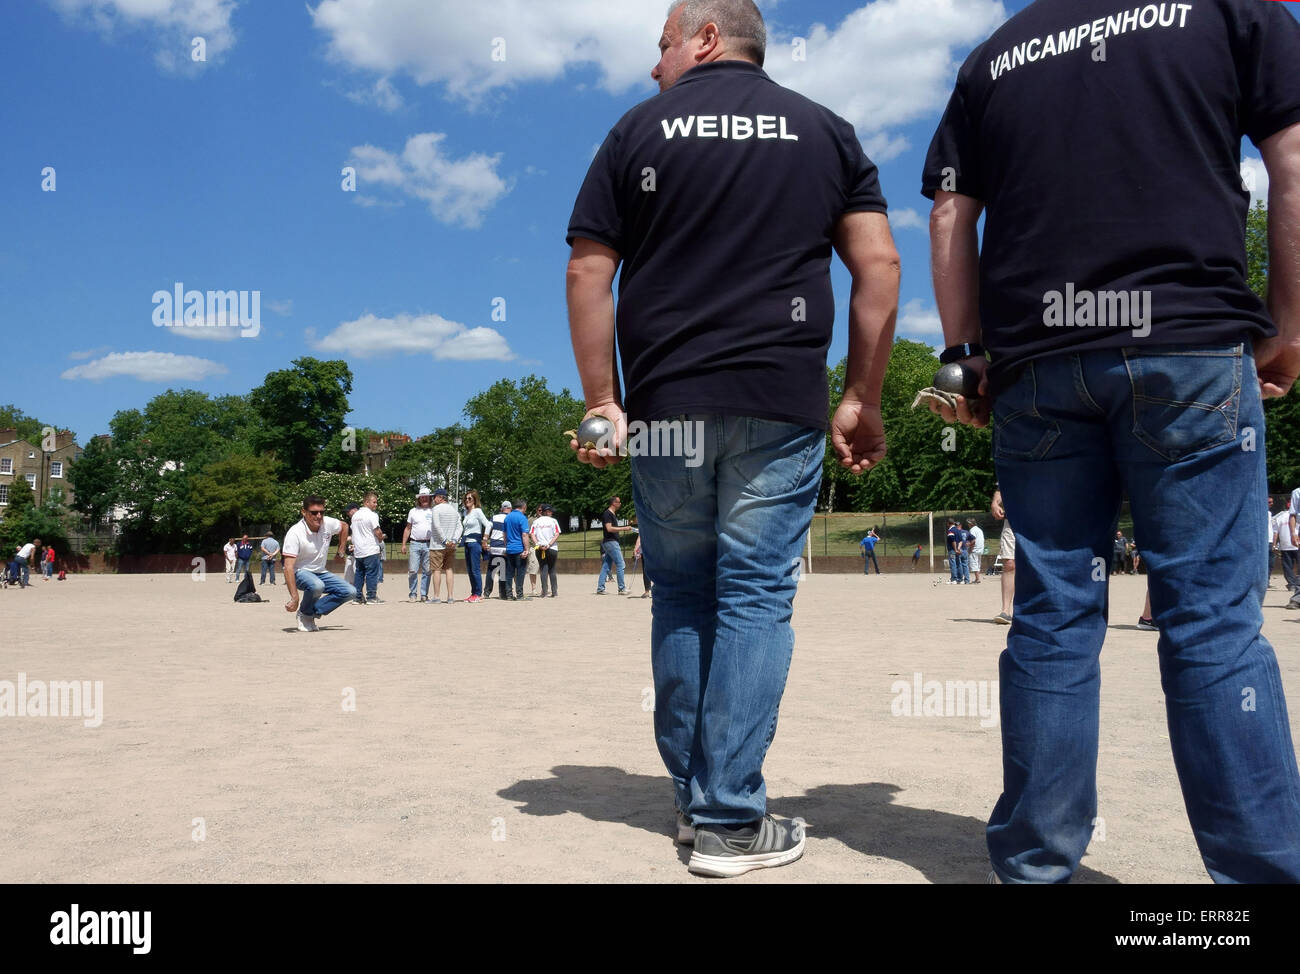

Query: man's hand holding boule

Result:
[923,356,991,428]
[569,402,628,469]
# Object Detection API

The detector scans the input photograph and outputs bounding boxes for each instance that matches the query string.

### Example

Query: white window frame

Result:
[0,458,10,474]
[0,484,8,505]
[24,474,36,489]
[50,461,63,478]
[27,451,35,459]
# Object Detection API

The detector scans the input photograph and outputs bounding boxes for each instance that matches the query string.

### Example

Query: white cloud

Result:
[310,0,1005,159]
[61,351,229,382]
[344,76,405,111]
[897,298,943,337]
[347,134,511,228]
[48,0,237,71]
[267,299,293,316]
[67,346,111,361]
[767,0,1007,161]
[890,207,926,230]
[1241,156,1269,208]
[313,313,515,361]
[310,0,667,103]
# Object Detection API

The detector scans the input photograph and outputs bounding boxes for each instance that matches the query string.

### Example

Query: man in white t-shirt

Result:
[223,539,238,583]
[282,494,353,633]
[401,487,435,602]
[1273,504,1298,595]
[16,540,37,588]
[349,491,386,605]
[530,503,562,598]
[966,519,985,584]
[1288,488,1300,610]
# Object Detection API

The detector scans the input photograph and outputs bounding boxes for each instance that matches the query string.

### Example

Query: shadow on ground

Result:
[498,765,1118,883]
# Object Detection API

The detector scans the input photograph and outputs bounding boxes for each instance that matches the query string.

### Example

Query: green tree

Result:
[250,358,353,482]
[67,434,117,529]
[0,480,71,555]
[187,451,280,535]
[0,405,58,444]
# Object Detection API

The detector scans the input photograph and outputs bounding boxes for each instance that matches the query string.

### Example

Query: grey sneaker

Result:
[1136,616,1159,631]
[676,809,695,845]
[369,598,386,605]
[688,815,805,877]
[296,611,318,633]
[986,869,1003,884]
[994,612,1012,625]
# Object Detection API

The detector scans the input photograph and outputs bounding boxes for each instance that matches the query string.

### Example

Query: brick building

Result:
[363,433,411,475]
[0,428,82,512]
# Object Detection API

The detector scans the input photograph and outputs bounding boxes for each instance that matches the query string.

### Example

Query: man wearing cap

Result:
[502,499,533,601]
[484,501,511,598]
[402,487,435,602]
[428,487,463,604]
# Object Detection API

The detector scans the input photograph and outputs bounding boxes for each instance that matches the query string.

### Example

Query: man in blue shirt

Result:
[945,520,961,584]
[234,535,254,578]
[860,529,881,575]
[503,499,533,601]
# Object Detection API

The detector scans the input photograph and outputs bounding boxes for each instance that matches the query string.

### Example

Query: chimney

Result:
[55,430,75,451]
[0,428,16,443]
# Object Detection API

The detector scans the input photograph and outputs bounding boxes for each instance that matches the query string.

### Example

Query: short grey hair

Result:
[668,0,766,66]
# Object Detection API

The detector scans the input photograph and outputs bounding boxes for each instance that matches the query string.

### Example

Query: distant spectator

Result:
[860,528,881,575]
[484,501,510,599]
[223,539,238,583]
[42,544,55,580]
[1112,531,1129,576]
[531,503,561,598]
[429,487,463,604]
[946,519,961,584]
[402,487,435,602]
[912,544,922,571]
[1275,504,1299,596]
[350,491,386,605]
[503,499,533,601]
[235,535,254,577]
[967,519,984,584]
[461,490,492,603]
[597,496,633,595]
[634,531,651,598]
[260,535,280,585]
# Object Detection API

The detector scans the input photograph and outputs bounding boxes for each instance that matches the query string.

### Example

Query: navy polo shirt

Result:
[922,0,1300,394]
[568,60,887,430]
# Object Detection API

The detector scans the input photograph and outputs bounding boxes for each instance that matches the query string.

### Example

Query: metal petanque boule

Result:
[933,363,982,400]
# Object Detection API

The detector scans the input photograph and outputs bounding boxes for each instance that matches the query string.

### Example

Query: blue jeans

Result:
[631,415,823,826]
[598,541,625,593]
[354,554,379,600]
[958,550,970,582]
[236,556,250,577]
[863,549,880,573]
[989,343,1300,883]
[260,557,276,583]
[16,556,29,587]
[294,568,355,618]
[948,549,959,580]
[408,541,430,599]
[505,551,526,596]
[464,540,483,596]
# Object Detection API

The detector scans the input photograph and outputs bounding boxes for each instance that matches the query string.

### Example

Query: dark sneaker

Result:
[688,815,805,877]
[676,809,695,845]
[1136,616,1159,631]
[994,612,1012,625]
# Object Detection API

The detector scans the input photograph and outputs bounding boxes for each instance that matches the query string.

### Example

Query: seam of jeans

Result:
[1072,355,1105,416]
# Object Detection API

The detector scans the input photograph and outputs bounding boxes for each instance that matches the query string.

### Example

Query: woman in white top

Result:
[461,490,493,603]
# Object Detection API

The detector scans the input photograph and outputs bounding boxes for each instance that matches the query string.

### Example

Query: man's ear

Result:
[694,21,721,61]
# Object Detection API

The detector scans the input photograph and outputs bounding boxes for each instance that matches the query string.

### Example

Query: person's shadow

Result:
[497,766,1118,883]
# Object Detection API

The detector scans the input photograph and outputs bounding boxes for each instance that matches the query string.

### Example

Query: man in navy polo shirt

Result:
[566,0,899,877]
[923,0,1300,882]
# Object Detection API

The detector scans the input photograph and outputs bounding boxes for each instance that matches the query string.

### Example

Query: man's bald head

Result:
[668,0,766,65]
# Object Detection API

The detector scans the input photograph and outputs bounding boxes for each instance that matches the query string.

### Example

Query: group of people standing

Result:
[403,487,563,603]
[944,518,985,587]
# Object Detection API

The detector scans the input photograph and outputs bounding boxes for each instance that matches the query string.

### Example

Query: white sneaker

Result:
[296,611,318,632]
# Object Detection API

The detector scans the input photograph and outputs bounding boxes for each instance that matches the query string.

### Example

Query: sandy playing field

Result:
[1,570,1296,884]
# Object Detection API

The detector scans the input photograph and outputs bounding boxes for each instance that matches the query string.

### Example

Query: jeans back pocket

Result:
[1123,344,1242,462]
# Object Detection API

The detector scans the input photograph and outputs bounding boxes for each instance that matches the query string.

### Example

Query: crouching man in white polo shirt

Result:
[282,494,354,632]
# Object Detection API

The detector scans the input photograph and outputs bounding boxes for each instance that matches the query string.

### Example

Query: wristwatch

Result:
[939,342,986,364]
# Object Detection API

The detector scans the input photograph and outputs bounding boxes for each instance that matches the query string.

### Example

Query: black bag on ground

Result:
[233,573,263,603]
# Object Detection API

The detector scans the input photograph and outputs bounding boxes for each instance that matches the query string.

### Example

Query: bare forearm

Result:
[843,263,900,404]
[1267,142,1300,342]
[567,267,620,407]
[930,193,984,347]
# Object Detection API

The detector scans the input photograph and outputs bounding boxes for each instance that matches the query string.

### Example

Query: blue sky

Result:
[1,0,1277,443]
